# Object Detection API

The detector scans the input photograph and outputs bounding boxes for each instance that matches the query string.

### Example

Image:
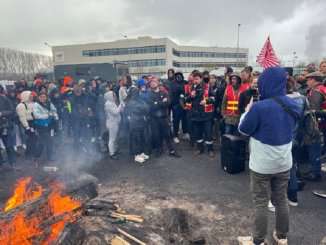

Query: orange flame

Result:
[3,177,43,212]
[0,178,82,244]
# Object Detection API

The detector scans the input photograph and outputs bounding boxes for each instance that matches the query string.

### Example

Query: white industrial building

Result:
[52,36,249,78]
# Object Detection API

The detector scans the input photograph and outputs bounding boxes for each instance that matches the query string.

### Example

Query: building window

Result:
[172,61,246,68]
[122,59,166,67]
[82,45,166,57]
[172,49,247,59]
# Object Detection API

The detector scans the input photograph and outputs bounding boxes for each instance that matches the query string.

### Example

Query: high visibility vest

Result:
[189,83,213,113]
[308,84,326,129]
[225,85,247,116]
[203,84,213,113]
[185,84,192,110]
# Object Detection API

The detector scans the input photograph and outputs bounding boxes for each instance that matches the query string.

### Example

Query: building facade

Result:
[52,36,248,78]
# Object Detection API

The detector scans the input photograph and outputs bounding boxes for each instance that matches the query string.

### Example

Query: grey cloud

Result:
[305,21,326,61]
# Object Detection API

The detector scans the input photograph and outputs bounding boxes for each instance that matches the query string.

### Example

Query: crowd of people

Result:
[0,61,325,244]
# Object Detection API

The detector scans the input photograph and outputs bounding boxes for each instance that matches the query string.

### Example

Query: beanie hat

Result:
[137,79,146,87]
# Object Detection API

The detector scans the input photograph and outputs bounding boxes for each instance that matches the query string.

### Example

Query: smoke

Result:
[305,21,326,62]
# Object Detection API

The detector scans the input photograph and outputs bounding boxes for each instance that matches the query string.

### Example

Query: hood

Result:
[167,68,175,80]
[21,91,31,102]
[229,72,242,87]
[98,82,107,93]
[104,91,115,103]
[63,76,73,86]
[225,67,233,75]
[258,67,286,100]
[175,71,184,81]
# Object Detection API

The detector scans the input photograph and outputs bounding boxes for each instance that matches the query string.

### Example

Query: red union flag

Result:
[256,36,279,69]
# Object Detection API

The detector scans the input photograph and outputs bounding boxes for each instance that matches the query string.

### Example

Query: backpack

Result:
[296,97,320,146]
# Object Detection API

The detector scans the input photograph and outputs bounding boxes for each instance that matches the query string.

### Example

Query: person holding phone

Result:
[238,77,259,116]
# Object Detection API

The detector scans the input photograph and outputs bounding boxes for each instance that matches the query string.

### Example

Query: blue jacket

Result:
[239,67,301,174]
[239,67,300,146]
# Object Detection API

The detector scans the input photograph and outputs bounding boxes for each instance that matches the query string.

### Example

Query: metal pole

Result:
[292,51,296,67]
[236,24,241,68]
[44,43,55,82]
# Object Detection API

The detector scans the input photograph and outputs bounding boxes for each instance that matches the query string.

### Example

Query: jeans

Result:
[307,142,321,175]
[172,104,188,137]
[250,170,290,244]
[0,134,16,165]
[225,123,239,136]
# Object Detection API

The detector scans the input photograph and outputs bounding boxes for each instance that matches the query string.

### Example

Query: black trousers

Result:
[72,118,91,152]
[172,104,189,137]
[151,117,174,153]
[34,126,53,160]
[0,134,16,165]
[193,120,214,151]
[130,129,145,155]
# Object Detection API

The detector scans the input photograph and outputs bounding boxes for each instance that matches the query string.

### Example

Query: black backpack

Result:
[296,97,320,146]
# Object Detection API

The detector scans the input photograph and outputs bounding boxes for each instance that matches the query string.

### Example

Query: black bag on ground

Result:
[221,134,246,174]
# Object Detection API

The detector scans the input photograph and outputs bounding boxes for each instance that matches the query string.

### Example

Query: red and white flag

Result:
[256,36,279,69]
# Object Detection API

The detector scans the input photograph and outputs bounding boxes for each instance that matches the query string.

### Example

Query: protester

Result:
[237,67,300,245]
[0,85,17,170]
[33,92,58,166]
[124,88,150,163]
[104,91,124,160]
[238,77,259,116]
[241,69,252,87]
[148,77,180,158]
[185,71,215,157]
[221,72,247,135]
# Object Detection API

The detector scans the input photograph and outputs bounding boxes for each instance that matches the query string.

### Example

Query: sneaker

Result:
[91,137,96,143]
[182,133,190,140]
[22,144,27,150]
[273,231,288,245]
[140,153,149,160]
[236,236,263,245]
[268,200,275,212]
[169,151,181,158]
[14,146,18,152]
[135,155,145,163]
[287,198,298,207]
[321,163,326,172]
[173,137,180,144]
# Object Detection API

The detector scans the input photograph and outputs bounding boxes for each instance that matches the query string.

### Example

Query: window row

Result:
[83,45,166,57]
[125,59,166,67]
[172,48,246,58]
[172,61,246,68]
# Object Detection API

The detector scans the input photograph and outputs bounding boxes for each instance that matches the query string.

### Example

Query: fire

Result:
[3,177,43,212]
[0,178,82,244]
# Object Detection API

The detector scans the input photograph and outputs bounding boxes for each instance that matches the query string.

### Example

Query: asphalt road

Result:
[0,140,325,244]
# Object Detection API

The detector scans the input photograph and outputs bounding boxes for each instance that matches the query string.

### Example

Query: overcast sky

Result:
[1,0,325,65]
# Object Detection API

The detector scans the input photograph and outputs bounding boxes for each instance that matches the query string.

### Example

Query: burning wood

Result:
[0,176,98,244]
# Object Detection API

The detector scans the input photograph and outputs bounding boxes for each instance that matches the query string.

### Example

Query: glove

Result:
[26,128,35,136]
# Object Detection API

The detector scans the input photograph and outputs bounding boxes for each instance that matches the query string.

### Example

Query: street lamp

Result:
[236,24,241,68]
[123,35,131,67]
[292,52,298,67]
[44,43,55,82]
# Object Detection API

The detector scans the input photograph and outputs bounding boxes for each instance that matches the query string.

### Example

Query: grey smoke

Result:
[305,21,326,62]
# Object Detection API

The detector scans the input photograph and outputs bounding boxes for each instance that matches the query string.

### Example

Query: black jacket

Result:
[0,94,14,131]
[70,93,91,121]
[148,89,170,118]
[125,96,149,130]
[185,82,215,121]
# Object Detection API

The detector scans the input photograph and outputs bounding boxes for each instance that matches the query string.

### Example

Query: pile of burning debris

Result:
[0,176,149,245]
[0,175,206,244]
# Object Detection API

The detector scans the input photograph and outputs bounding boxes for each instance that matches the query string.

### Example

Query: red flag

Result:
[256,36,279,69]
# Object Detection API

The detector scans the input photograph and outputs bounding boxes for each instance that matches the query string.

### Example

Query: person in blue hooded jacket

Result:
[237,67,300,245]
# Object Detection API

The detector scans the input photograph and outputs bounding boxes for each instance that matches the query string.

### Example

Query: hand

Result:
[200,99,207,105]
[127,116,131,121]
[245,97,254,112]
[163,98,168,102]
[191,91,196,97]
[49,112,54,117]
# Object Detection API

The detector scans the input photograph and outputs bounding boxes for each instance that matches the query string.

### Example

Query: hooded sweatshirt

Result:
[16,91,34,130]
[104,91,123,127]
[239,67,300,174]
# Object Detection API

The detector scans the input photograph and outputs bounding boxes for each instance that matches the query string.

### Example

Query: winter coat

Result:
[238,88,259,116]
[239,67,300,174]
[50,88,64,119]
[16,91,34,130]
[119,86,128,104]
[33,101,58,127]
[0,94,14,131]
[148,89,170,118]
[70,92,90,120]
[185,82,215,121]
[124,94,149,130]
[104,91,123,128]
